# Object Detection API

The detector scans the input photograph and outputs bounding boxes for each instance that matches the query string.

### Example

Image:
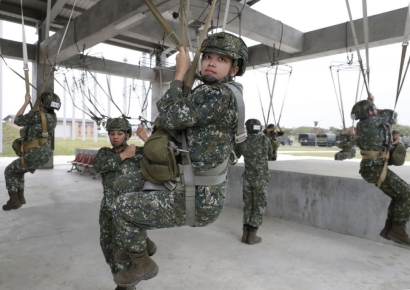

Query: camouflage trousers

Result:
[268,150,278,161]
[242,176,268,227]
[334,150,356,161]
[360,166,410,222]
[99,194,126,274]
[113,183,226,253]
[5,146,51,193]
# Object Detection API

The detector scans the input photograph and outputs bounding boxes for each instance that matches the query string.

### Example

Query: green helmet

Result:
[201,32,248,76]
[351,100,375,120]
[40,91,61,111]
[245,118,262,133]
[106,118,131,135]
[392,129,400,135]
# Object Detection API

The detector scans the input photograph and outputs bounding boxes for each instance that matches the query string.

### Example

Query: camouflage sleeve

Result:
[156,80,233,130]
[93,147,122,174]
[265,136,274,160]
[14,111,41,126]
[234,143,242,159]
[369,110,396,126]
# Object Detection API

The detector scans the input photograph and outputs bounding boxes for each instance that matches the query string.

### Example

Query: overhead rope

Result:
[222,0,231,32]
[362,0,370,86]
[20,0,32,109]
[253,67,267,126]
[394,1,410,111]
[344,0,370,98]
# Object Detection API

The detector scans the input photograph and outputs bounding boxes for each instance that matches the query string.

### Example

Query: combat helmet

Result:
[245,119,262,134]
[392,129,400,135]
[105,118,132,136]
[201,32,248,80]
[351,100,375,120]
[40,91,61,111]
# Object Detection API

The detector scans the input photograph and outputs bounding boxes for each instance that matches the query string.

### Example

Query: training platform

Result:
[0,155,409,290]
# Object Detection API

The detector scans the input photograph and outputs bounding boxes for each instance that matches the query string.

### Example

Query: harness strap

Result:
[40,110,49,138]
[224,83,246,143]
[360,150,389,187]
[23,137,49,151]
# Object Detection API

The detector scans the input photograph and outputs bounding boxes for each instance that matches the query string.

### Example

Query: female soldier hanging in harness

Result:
[3,92,60,211]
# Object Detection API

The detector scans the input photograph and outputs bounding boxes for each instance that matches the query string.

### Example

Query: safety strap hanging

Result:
[222,0,231,32]
[20,0,32,109]
[336,71,347,129]
[362,0,370,86]
[266,66,278,125]
[253,68,267,126]
[329,68,345,128]
[394,1,410,110]
[276,69,292,125]
[345,0,370,98]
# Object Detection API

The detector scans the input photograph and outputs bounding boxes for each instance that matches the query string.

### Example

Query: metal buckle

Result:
[235,132,247,143]
[164,181,176,191]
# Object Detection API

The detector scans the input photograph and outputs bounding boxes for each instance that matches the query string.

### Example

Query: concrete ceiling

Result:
[0,0,409,81]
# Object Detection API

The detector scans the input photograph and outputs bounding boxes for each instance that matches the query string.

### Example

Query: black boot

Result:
[379,219,392,239]
[386,221,410,246]
[17,188,26,205]
[2,192,22,211]
[115,237,157,263]
[242,224,249,243]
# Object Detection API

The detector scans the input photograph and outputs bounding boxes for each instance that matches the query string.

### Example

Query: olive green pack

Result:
[389,143,407,166]
[140,121,179,184]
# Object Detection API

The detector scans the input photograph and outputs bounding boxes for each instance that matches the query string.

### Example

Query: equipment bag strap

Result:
[360,150,389,188]
[224,83,246,143]
[40,110,49,138]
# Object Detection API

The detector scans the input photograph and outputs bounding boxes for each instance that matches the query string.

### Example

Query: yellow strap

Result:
[23,138,48,151]
[40,110,48,137]
[360,150,388,159]
[376,151,390,188]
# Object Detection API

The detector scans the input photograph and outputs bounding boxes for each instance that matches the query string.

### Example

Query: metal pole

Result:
[94,73,98,142]
[63,79,67,140]
[0,20,3,153]
[123,58,128,115]
[72,91,76,140]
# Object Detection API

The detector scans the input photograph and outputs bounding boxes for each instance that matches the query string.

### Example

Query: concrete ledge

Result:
[226,159,410,243]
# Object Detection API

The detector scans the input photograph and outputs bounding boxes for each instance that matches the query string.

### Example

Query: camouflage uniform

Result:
[113,79,241,253]
[234,133,273,227]
[263,129,284,161]
[335,134,356,161]
[94,144,144,274]
[5,110,57,193]
[356,110,410,222]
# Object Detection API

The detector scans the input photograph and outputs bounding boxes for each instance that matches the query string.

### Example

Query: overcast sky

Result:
[1,0,410,129]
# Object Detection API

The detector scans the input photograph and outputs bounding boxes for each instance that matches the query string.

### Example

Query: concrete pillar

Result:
[123,58,127,115]
[63,80,67,140]
[107,75,111,142]
[150,75,169,121]
[71,93,76,140]
[81,74,86,141]
[0,20,3,153]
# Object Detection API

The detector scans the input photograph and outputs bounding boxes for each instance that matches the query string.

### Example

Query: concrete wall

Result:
[226,160,410,243]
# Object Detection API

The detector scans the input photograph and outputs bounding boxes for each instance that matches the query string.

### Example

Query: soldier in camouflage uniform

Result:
[2,92,59,211]
[234,119,273,245]
[112,32,248,288]
[352,100,410,246]
[335,129,356,161]
[93,118,156,290]
[263,123,284,161]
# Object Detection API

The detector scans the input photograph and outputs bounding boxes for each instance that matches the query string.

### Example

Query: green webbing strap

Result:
[181,130,196,227]
[224,83,246,143]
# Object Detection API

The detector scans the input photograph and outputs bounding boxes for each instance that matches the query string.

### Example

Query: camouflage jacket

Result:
[14,110,57,142]
[94,145,144,196]
[157,80,240,173]
[263,130,284,143]
[234,133,273,179]
[356,109,396,167]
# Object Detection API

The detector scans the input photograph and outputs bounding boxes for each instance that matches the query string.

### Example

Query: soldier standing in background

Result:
[352,99,410,246]
[93,118,156,290]
[234,119,273,245]
[335,127,356,161]
[263,123,284,161]
[3,92,59,211]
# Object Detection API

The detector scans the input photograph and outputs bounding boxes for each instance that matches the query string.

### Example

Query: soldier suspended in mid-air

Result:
[111,32,248,289]
[3,92,60,211]
[234,119,273,245]
[263,123,284,161]
[352,99,410,246]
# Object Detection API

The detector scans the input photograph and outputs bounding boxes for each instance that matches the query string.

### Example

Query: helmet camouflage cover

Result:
[351,100,375,120]
[40,91,61,111]
[106,118,131,134]
[245,118,262,133]
[201,32,248,76]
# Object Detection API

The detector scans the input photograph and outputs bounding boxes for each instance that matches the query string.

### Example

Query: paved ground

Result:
[0,157,409,290]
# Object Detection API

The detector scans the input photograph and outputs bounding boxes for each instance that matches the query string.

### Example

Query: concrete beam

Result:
[0,38,36,61]
[188,0,304,54]
[50,0,71,23]
[248,7,409,67]
[58,55,175,82]
[42,0,175,62]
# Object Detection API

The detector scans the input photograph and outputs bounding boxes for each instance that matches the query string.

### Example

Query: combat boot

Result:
[242,224,249,243]
[379,219,392,239]
[2,192,22,211]
[114,250,158,287]
[114,286,127,290]
[17,189,26,205]
[115,238,157,263]
[386,221,410,246]
[247,227,262,245]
